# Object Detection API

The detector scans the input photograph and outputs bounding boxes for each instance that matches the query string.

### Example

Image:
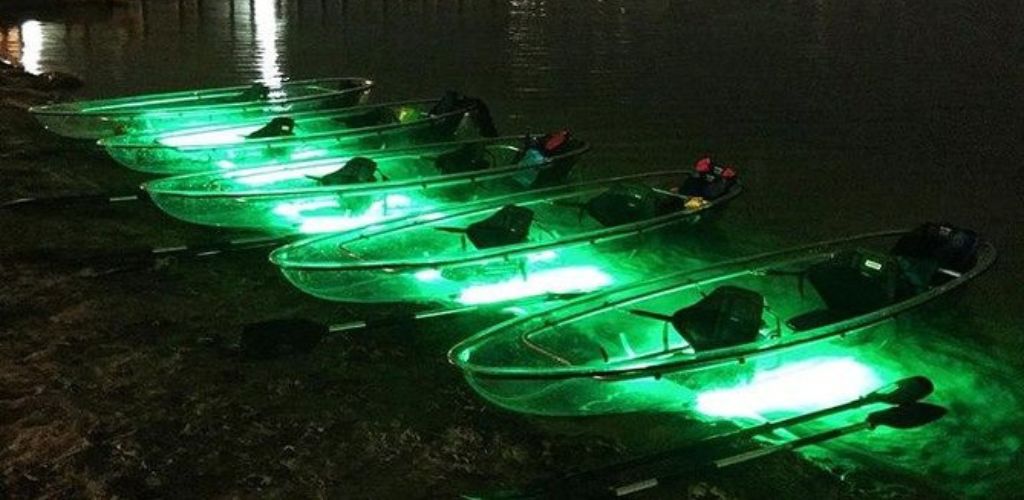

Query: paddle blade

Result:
[240,318,329,359]
[867,402,947,430]
[871,376,935,406]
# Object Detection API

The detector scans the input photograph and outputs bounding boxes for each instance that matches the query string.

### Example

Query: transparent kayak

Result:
[271,170,743,306]
[448,225,996,415]
[143,133,590,234]
[99,94,491,174]
[29,77,373,140]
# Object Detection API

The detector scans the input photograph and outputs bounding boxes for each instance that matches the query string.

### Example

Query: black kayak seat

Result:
[891,223,979,291]
[240,83,271,101]
[680,165,737,201]
[315,157,380,185]
[246,117,295,139]
[789,249,899,330]
[585,183,658,227]
[465,204,534,249]
[429,90,498,137]
[668,286,764,351]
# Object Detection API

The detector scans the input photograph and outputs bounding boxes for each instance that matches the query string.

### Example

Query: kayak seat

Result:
[891,223,978,293]
[669,286,764,351]
[793,249,900,329]
[585,183,658,227]
[434,143,493,174]
[680,164,737,201]
[239,83,271,101]
[430,90,498,137]
[314,157,381,185]
[337,107,398,129]
[246,117,295,139]
[465,205,534,249]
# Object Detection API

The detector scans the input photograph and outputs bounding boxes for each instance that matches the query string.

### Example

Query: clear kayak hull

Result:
[270,171,743,306]
[143,135,590,234]
[448,228,996,415]
[30,77,373,140]
[99,98,481,174]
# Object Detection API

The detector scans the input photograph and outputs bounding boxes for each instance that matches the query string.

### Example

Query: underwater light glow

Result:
[158,126,262,148]
[457,266,613,305]
[414,269,443,282]
[695,357,882,420]
[288,194,414,234]
[237,163,347,187]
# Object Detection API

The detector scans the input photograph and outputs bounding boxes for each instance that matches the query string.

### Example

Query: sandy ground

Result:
[0,67,946,499]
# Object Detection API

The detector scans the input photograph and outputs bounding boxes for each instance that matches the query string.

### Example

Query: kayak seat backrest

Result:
[239,83,271,101]
[338,107,398,129]
[526,130,585,187]
[804,249,899,320]
[670,286,764,351]
[891,223,979,292]
[316,157,380,185]
[465,205,534,249]
[429,91,497,137]
[585,183,658,227]
[434,143,492,174]
[246,117,295,139]
[680,169,736,201]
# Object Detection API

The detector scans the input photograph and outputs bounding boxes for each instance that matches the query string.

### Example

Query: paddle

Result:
[5,234,291,266]
[239,291,593,359]
[239,305,480,359]
[610,403,947,497]
[1,191,147,210]
[493,376,933,499]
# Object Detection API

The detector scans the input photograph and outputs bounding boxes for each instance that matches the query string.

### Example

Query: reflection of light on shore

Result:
[20,20,43,75]
[253,0,282,88]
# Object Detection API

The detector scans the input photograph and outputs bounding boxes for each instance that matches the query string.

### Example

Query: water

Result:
[2,0,1021,496]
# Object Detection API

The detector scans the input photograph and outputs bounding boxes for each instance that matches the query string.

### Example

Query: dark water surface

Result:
[2,0,1022,496]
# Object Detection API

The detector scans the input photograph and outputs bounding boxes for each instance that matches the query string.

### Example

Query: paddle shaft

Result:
[327,305,481,333]
[1,191,147,209]
[611,421,873,497]
[558,395,873,492]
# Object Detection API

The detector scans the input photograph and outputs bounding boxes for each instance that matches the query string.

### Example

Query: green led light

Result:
[158,126,263,147]
[414,269,444,282]
[269,194,415,234]
[695,356,882,420]
[456,265,614,305]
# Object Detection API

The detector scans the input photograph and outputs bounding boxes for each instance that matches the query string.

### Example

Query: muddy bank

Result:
[0,80,947,498]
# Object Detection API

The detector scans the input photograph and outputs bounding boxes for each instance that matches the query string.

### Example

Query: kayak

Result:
[448,224,996,415]
[142,132,589,234]
[270,166,743,306]
[29,77,373,140]
[98,92,497,174]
